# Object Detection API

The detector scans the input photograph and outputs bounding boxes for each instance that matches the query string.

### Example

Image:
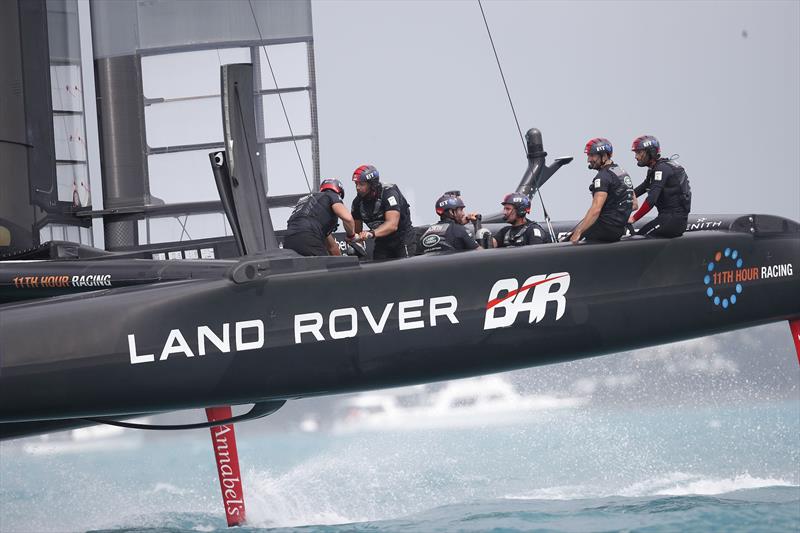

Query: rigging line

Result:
[478,0,526,157]
[175,214,192,242]
[247,0,312,193]
[534,187,557,242]
[478,0,557,241]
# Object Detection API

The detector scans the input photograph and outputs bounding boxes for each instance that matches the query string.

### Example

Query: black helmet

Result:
[501,192,531,217]
[631,135,660,166]
[320,178,345,199]
[352,164,380,183]
[435,194,465,217]
[584,137,613,156]
[631,135,660,154]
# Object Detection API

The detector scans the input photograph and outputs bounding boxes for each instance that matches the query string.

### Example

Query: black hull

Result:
[1,218,798,436]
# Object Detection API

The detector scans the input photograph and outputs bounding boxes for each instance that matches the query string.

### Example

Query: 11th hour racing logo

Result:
[703,247,793,310]
[484,273,570,329]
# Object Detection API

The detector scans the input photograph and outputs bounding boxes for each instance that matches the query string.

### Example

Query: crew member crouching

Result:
[419,193,481,254]
[283,179,355,256]
[493,192,551,247]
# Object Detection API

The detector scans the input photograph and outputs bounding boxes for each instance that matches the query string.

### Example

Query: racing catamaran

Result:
[1,1,798,527]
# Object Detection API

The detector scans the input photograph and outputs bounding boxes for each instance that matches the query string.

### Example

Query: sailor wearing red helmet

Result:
[283,179,355,256]
[628,135,692,237]
[568,138,634,243]
[350,164,415,259]
[419,193,481,254]
[492,192,551,247]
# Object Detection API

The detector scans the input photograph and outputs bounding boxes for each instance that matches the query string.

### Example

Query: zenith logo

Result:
[483,273,571,330]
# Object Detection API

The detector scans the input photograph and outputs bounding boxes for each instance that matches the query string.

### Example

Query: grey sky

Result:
[311,0,800,225]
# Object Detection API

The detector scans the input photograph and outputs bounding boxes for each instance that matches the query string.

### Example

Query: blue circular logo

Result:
[704,248,746,310]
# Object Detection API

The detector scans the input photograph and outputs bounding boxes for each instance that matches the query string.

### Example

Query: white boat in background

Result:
[331,376,587,434]
[22,421,145,456]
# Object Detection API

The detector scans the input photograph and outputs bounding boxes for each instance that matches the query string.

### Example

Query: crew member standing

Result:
[350,164,415,259]
[628,135,692,237]
[419,193,481,254]
[283,179,355,256]
[569,138,634,243]
[493,192,551,247]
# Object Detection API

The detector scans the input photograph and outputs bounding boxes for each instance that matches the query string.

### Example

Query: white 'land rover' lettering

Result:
[398,299,425,331]
[235,320,264,351]
[430,295,459,326]
[329,308,358,339]
[362,303,394,333]
[128,319,265,365]
[160,329,195,360]
[198,324,230,355]
[128,334,154,364]
[295,312,325,343]
[293,295,460,344]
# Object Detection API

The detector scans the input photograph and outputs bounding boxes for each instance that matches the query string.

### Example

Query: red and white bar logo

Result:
[484,273,570,330]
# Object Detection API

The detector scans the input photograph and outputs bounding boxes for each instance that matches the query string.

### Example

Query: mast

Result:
[2,0,320,260]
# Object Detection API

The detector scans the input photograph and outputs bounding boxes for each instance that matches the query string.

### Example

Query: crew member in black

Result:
[283,179,355,256]
[570,138,634,243]
[443,189,483,242]
[493,192,551,247]
[419,193,481,254]
[628,135,692,237]
[350,164,415,259]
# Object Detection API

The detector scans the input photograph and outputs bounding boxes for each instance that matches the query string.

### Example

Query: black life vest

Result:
[501,220,549,246]
[420,221,456,254]
[419,219,479,254]
[356,183,412,236]
[287,191,338,236]
[652,159,692,214]
[591,164,634,227]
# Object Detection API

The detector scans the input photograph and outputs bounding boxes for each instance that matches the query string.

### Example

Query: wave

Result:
[505,472,797,500]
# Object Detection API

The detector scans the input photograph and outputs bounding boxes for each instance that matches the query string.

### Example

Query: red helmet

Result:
[352,164,380,183]
[320,178,345,199]
[584,138,613,156]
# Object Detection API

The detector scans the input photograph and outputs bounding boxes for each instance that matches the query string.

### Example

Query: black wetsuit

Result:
[419,219,480,254]
[351,183,414,259]
[495,220,551,247]
[634,159,692,238]
[283,190,342,256]
[584,163,634,242]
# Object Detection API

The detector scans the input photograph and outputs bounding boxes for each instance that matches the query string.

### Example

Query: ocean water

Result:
[1,402,798,533]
